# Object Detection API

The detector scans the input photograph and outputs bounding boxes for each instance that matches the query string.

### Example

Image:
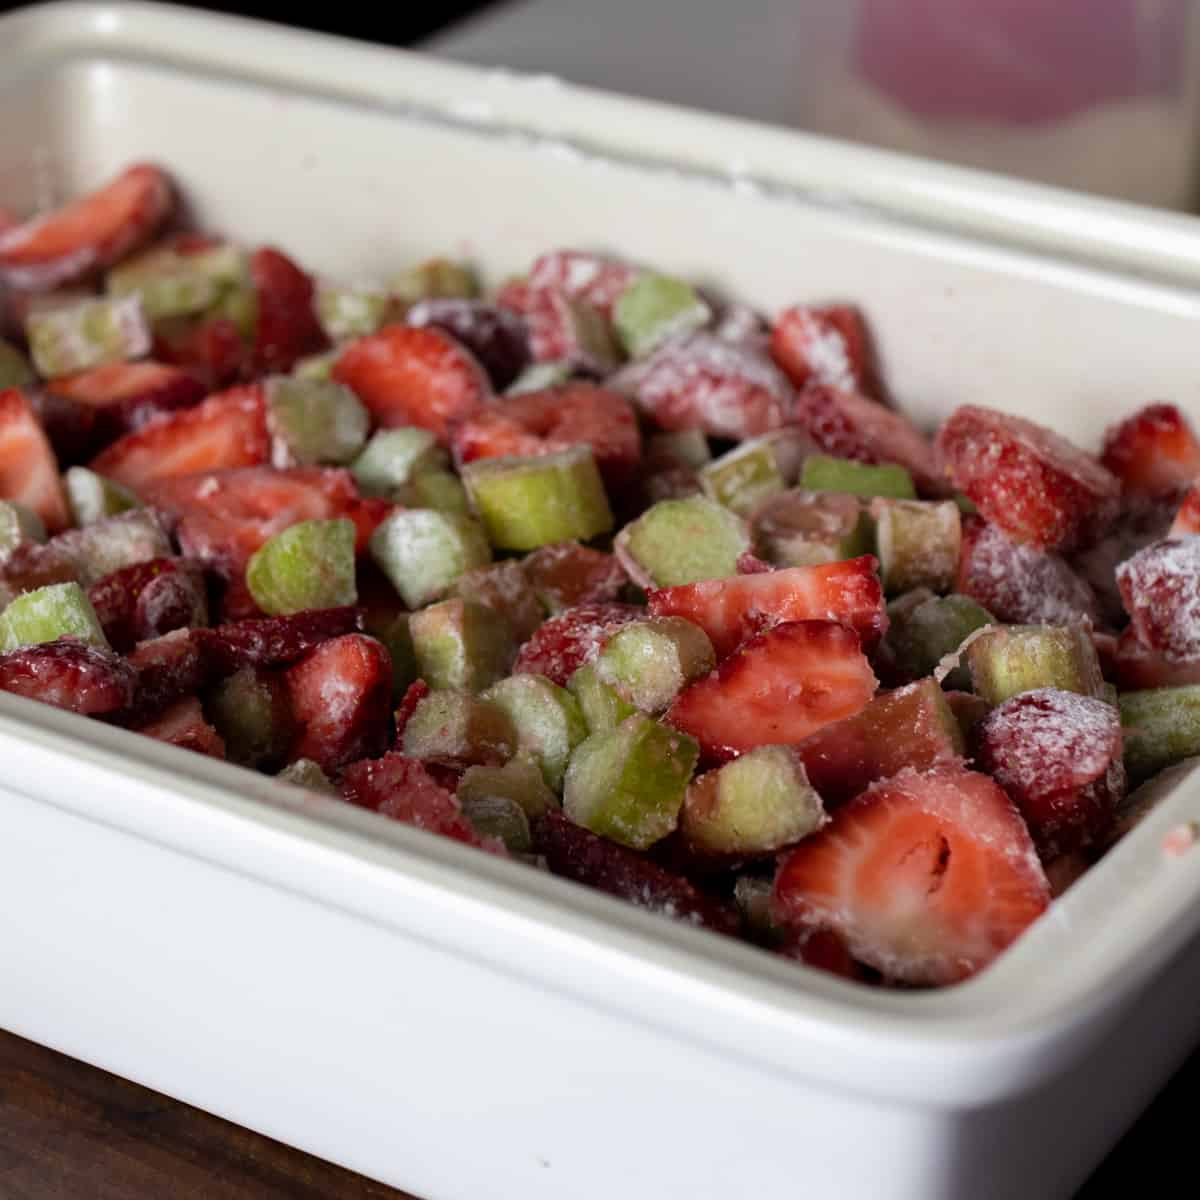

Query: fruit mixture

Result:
[0,163,1195,989]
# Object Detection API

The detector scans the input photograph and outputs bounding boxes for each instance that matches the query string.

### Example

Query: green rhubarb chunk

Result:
[391,258,478,307]
[276,757,338,796]
[617,495,750,587]
[315,283,390,342]
[595,616,715,714]
[506,360,574,396]
[213,282,259,340]
[646,429,711,471]
[107,242,246,321]
[51,509,172,587]
[567,664,638,734]
[699,438,786,517]
[401,688,517,768]
[393,469,470,515]
[449,561,543,642]
[0,501,46,561]
[613,272,711,359]
[0,582,107,652]
[800,454,916,500]
[563,714,699,850]
[409,598,515,693]
[292,349,342,382]
[350,427,447,496]
[457,755,557,820]
[966,624,1103,706]
[1119,687,1200,783]
[27,295,152,377]
[369,509,492,609]
[885,591,993,688]
[64,466,142,527]
[681,745,826,857]
[756,428,814,486]
[204,667,295,769]
[733,875,783,946]
[481,673,589,791]
[267,376,369,466]
[751,488,872,568]
[460,794,533,853]
[246,519,357,616]
[0,339,34,390]
[462,446,613,551]
[871,499,962,594]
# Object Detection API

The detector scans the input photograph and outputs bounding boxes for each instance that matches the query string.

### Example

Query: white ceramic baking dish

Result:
[3,5,1200,1198]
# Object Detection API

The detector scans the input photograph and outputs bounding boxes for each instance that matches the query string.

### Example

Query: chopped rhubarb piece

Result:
[406,298,530,391]
[617,495,750,589]
[0,388,70,532]
[88,557,207,652]
[966,624,1104,706]
[879,590,993,688]
[458,755,558,819]
[698,438,786,516]
[409,598,515,693]
[0,164,173,291]
[370,508,491,609]
[792,679,965,807]
[134,695,226,758]
[645,428,711,473]
[481,674,588,790]
[26,295,151,378]
[459,793,533,853]
[1101,403,1200,499]
[0,500,45,561]
[751,488,871,568]
[666,620,877,760]
[401,688,517,769]
[613,273,711,359]
[872,499,961,594]
[770,303,874,396]
[197,606,364,676]
[525,250,639,318]
[1119,686,1200,783]
[800,454,915,500]
[90,384,271,490]
[975,688,1123,856]
[64,467,141,527]
[315,282,389,342]
[204,666,296,770]
[522,541,626,616]
[332,324,491,442]
[512,602,641,686]
[449,561,543,643]
[0,638,134,714]
[107,238,247,323]
[595,616,716,715]
[247,246,325,374]
[771,764,1051,985]
[351,426,446,495]
[392,258,478,308]
[277,757,337,795]
[246,518,357,616]
[648,556,886,660]
[1117,539,1200,663]
[266,376,369,467]
[507,287,618,373]
[50,509,173,588]
[533,808,737,934]
[0,582,108,652]
[152,314,245,390]
[935,404,1119,552]
[1111,626,1200,691]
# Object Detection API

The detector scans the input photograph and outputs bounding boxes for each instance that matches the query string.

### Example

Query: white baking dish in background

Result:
[3,5,1200,1198]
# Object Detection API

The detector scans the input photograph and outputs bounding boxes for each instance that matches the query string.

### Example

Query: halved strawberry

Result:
[0,164,173,291]
[88,557,208,652]
[936,405,1120,552]
[1116,538,1200,662]
[1100,403,1200,498]
[1170,484,1200,537]
[522,541,627,613]
[0,388,70,532]
[248,246,326,375]
[285,632,393,773]
[133,694,226,758]
[406,299,529,390]
[333,324,491,443]
[0,638,135,715]
[777,927,865,981]
[666,620,877,760]
[770,304,874,396]
[648,557,886,659]
[525,249,639,317]
[89,384,271,490]
[771,764,1051,985]
[119,628,210,722]
[452,382,641,488]
[511,601,641,686]
[152,315,246,390]
[1110,625,1200,691]
[197,607,365,677]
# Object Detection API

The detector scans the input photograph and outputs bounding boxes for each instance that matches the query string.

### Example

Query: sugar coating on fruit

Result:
[481,673,588,790]
[964,624,1103,706]
[513,602,641,686]
[267,376,369,467]
[27,295,151,377]
[872,499,960,594]
[0,581,108,652]
[1117,538,1200,662]
[370,508,491,609]
[751,488,869,568]
[595,616,716,715]
[617,495,750,588]
[246,518,357,616]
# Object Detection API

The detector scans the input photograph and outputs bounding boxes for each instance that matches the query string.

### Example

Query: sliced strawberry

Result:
[936,405,1120,552]
[89,384,271,491]
[957,517,1099,626]
[333,324,491,443]
[525,249,639,317]
[248,246,326,375]
[285,632,393,773]
[1100,403,1200,498]
[153,315,246,390]
[452,382,641,488]
[49,361,205,430]
[792,385,942,495]
[197,607,365,677]
[648,557,886,660]
[499,285,615,372]
[1116,538,1200,662]
[0,638,135,715]
[133,695,226,758]
[0,388,70,532]
[511,601,641,686]
[121,628,210,721]
[1170,484,1200,537]
[532,809,738,934]
[406,298,529,390]
[666,620,877,761]
[0,164,173,291]
[522,541,627,613]
[771,763,1051,985]
[1110,625,1200,691]
[770,304,874,396]
[87,557,207,653]
[974,688,1123,857]
[394,678,431,739]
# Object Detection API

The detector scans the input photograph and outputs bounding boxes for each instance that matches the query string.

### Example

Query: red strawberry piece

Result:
[1110,625,1200,691]
[0,388,70,532]
[617,332,795,440]
[525,249,639,318]
[957,517,1099,626]
[153,315,246,391]
[770,304,875,397]
[133,695,226,759]
[394,678,431,739]
[452,382,641,488]
[792,385,943,495]
[196,606,365,677]
[512,601,641,686]
[936,404,1120,552]
[1116,538,1200,662]
[0,638,135,715]
[522,541,627,612]
[48,361,205,436]
[0,541,78,594]
[666,620,877,761]
[532,809,738,934]
[1044,851,1091,899]
[735,551,774,575]
[406,298,530,390]
[90,384,271,491]
[648,557,886,660]
[1101,403,1200,499]
[213,572,265,624]
[88,557,208,653]
[502,286,613,372]
[974,687,1124,857]
[771,763,1051,985]
[121,628,210,720]
[333,324,491,443]
[0,164,173,291]
[1170,484,1200,537]
[247,246,326,375]
[777,927,865,981]
[285,633,393,773]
